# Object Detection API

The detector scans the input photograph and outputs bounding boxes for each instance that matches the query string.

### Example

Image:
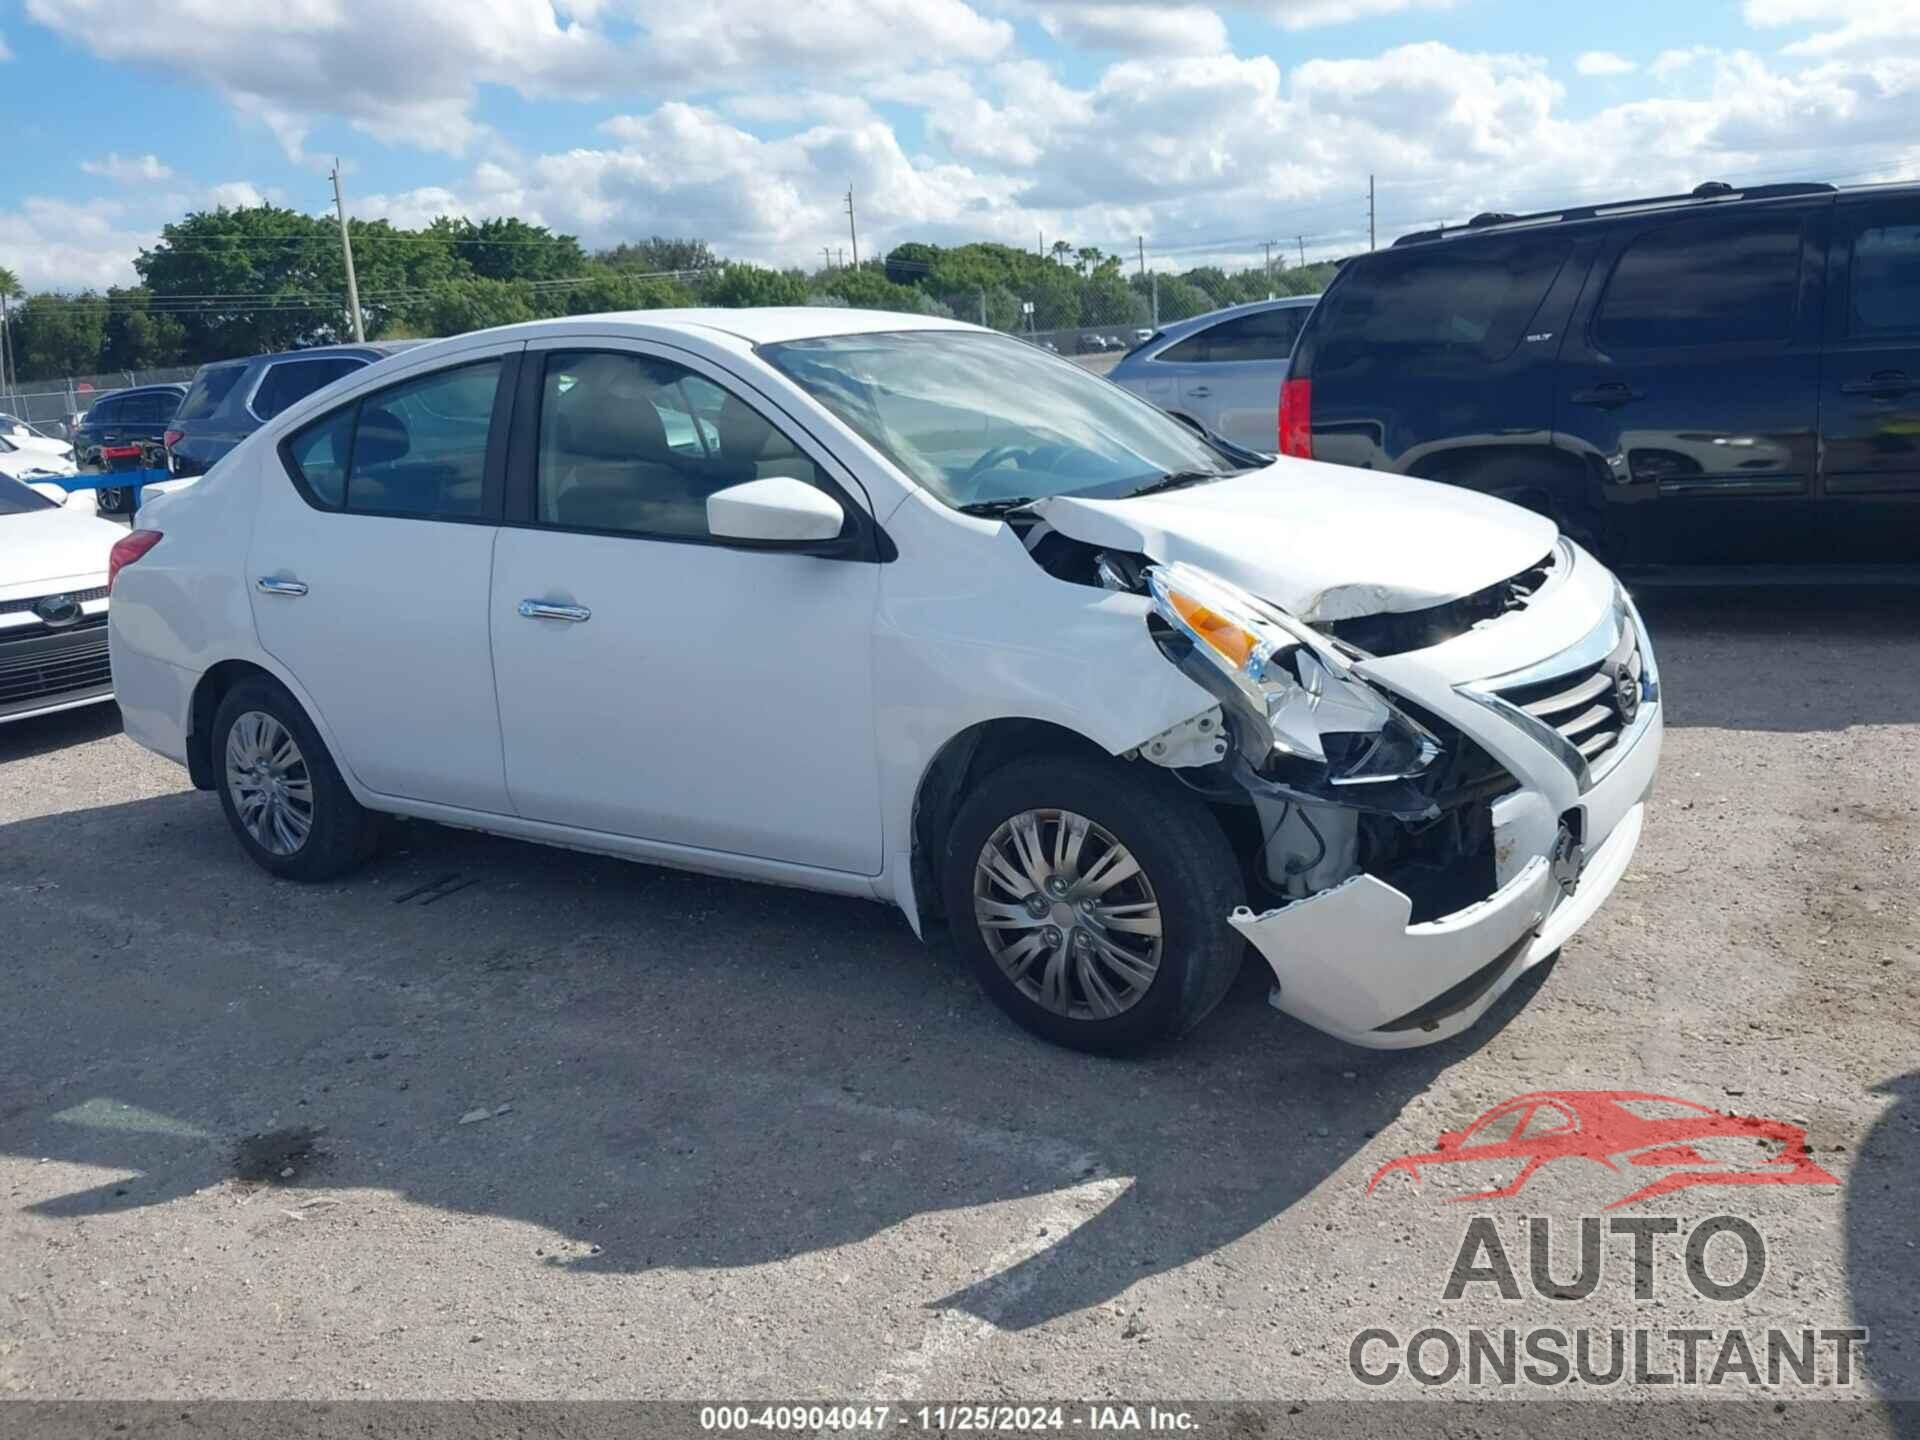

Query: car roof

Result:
[93,383,188,401]
[485,306,981,350]
[196,341,420,374]
[1151,294,1321,343]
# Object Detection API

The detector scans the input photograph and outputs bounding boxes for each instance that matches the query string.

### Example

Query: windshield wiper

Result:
[957,496,1041,517]
[1126,469,1231,499]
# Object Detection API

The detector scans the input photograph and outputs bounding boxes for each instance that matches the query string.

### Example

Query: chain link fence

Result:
[0,366,198,434]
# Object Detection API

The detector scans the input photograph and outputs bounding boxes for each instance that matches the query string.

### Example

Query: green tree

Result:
[13,293,107,379]
[596,237,720,275]
[419,278,539,336]
[135,205,340,356]
[884,241,941,287]
[703,264,809,308]
[542,269,697,316]
[100,288,186,370]
[429,216,585,283]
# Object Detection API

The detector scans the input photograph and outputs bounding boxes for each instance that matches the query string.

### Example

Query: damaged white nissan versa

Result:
[109,309,1661,1055]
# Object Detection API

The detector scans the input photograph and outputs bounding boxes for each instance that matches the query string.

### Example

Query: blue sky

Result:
[2,0,1916,289]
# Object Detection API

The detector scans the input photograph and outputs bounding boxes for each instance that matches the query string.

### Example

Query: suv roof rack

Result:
[1391,180,1838,247]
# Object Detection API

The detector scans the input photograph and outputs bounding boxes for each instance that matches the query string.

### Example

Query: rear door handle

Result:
[255,577,308,597]
[1839,370,1914,398]
[1570,383,1643,408]
[1187,385,1211,397]
[518,599,591,623]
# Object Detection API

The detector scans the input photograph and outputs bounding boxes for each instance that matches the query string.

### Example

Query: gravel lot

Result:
[1,586,1915,1420]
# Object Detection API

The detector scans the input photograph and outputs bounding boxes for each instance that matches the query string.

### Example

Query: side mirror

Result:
[27,482,71,506]
[706,477,845,544]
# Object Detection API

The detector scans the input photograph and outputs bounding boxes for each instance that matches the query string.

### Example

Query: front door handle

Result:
[1839,370,1913,398]
[518,599,591,623]
[1187,385,1211,397]
[255,577,309,597]
[1570,383,1644,408]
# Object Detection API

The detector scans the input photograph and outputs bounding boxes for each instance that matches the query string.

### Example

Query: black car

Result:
[72,383,188,517]
[1283,179,1920,568]
[166,343,418,481]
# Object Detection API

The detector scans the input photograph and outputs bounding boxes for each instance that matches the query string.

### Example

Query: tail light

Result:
[163,429,183,450]
[1278,377,1313,459]
[108,529,162,593]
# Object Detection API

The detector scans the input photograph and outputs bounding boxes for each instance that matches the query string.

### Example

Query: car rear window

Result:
[1310,233,1572,374]
[1595,214,1803,350]
[252,357,367,421]
[178,364,247,421]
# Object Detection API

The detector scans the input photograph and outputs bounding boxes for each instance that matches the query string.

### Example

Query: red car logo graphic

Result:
[1367,1090,1840,1210]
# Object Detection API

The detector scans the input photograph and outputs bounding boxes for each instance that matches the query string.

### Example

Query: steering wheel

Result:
[959,444,1030,489]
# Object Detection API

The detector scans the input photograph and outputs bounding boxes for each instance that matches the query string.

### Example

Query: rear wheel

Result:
[212,677,380,881]
[941,755,1246,1055]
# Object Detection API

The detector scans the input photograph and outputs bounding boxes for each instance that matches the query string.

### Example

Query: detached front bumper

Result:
[1232,580,1662,1049]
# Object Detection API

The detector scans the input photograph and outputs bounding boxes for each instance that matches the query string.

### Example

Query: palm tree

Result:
[0,266,21,400]
[1049,239,1073,267]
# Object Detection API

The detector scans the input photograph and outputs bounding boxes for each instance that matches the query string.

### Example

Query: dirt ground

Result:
[1,585,1915,1426]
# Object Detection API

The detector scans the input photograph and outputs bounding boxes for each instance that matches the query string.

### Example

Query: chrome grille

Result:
[0,586,108,616]
[0,619,112,716]
[1491,627,1643,765]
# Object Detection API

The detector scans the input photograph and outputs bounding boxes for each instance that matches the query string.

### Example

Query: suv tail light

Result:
[108,529,162,593]
[163,428,183,450]
[1278,377,1313,459]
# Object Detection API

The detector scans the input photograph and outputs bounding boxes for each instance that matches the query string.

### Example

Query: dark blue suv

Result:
[166,342,418,480]
[1283,180,1920,568]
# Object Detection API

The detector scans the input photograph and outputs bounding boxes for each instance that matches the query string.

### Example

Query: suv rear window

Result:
[178,364,247,421]
[1595,214,1803,350]
[1310,233,1571,373]
[252,357,367,421]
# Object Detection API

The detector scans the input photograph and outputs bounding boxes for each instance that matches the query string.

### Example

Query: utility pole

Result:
[1297,235,1306,267]
[821,247,834,270]
[1263,239,1276,290]
[1137,235,1146,280]
[1368,174,1376,252]
[330,159,366,343]
[844,186,859,269]
[0,291,12,406]
[837,248,846,267]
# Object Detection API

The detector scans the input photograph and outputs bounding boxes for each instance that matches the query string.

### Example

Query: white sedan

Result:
[0,432,78,484]
[1,476,121,722]
[109,309,1661,1054]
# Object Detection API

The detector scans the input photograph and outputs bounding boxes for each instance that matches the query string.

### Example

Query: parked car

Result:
[112,309,1660,1055]
[1109,295,1320,453]
[0,412,76,460]
[72,383,188,517]
[0,433,78,484]
[1283,178,1920,567]
[1,474,122,723]
[166,343,420,482]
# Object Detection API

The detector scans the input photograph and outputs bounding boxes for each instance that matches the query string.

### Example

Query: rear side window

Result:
[1311,234,1572,373]
[119,392,176,425]
[1849,220,1920,336]
[283,359,502,518]
[1202,308,1305,363]
[1595,215,1803,350]
[84,399,119,426]
[178,365,247,421]
[251,357,367,421]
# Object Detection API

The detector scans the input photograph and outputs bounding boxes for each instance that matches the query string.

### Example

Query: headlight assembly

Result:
[1146,561,1440,785]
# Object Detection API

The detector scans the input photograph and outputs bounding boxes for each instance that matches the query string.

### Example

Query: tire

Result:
[941,754,1247,1056]
[211,676,380,881]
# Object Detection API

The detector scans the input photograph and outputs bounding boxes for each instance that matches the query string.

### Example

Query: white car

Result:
[110,309,1661,1054]
[0,433,78,483]
[1,476,121,722]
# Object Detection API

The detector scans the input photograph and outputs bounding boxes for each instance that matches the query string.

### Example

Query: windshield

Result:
[760,330,1251,509]
[0,475,56,515]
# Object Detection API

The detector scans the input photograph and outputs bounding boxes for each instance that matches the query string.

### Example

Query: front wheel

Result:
[941,755,1247,1056]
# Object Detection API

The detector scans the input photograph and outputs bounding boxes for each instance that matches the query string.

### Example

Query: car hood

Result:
[0,504,122,599]
[0,448,77,481]
[1030,458,1558,621]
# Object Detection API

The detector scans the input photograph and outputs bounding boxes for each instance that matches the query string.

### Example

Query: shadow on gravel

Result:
[1634,585,1920,732]
[1847,1070,1920,1409]
[0,702,122,761]
[0,791,1526,1332]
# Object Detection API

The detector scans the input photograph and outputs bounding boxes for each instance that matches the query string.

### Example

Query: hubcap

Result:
[224,711,314,856]
[973,807,1163,1021]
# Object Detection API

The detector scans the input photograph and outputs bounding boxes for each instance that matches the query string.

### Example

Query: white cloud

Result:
[1576,51,1637,77]
[1743,0,1920,58]
[79,152,174,183]
[206,181,266,210]
[0,198,148,291]
[0,30,12,60]
[1266,0,1461,30]
[1037,5,1228,56]
[1650,45,1717,77]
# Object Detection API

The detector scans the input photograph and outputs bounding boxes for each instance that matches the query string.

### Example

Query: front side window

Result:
[1849,218,1920,336]
[253,357,366,421]
[534,351,835,539]
[1595,215,1803,351]
[761,330,1251,510]
[1202,308,1305,363]
[283,359,501,517]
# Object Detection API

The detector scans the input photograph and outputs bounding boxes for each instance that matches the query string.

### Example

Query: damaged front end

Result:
[1108,553,1658,1049]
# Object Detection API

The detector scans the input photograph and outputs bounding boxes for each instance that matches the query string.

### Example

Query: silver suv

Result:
[1108,295,1320,453]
